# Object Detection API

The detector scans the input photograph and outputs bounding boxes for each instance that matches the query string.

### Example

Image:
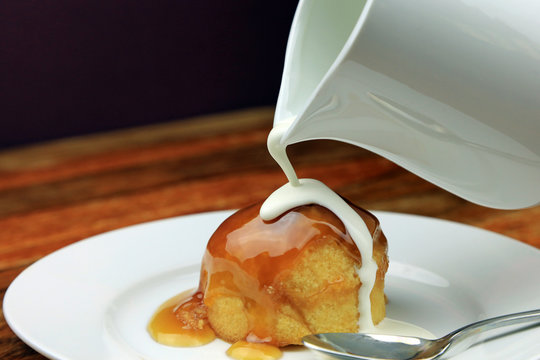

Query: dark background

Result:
[1,1,298,149]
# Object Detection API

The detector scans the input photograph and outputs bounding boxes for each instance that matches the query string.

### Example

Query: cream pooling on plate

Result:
[260,119,378,330]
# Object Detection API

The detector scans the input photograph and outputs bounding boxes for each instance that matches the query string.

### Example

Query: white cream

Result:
[265,119,300,186]
[261,119,436,339]
[372,318,435,339]
[261,119,378,330]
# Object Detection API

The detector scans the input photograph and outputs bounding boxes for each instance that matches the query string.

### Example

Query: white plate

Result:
[4,211,540,360]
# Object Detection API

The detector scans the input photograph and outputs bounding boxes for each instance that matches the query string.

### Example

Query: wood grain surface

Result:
[1,107,538,359]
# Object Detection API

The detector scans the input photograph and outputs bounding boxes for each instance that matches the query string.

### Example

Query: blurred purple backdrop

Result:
[1,1,297,148]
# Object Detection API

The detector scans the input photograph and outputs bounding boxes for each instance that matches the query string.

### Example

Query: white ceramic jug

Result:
[275,0,540,209]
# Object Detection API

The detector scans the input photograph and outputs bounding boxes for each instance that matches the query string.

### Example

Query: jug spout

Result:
[275,0,540,209]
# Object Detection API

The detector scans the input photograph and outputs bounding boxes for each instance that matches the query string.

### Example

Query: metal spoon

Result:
[303,309,540,360]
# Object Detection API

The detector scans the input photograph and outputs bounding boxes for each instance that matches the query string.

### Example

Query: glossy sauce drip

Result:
[200,202,385,346]
[147,289,216,346]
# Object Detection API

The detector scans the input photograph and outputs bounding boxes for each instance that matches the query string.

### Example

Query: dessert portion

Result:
[148,200,388,351]
[201,201,388,346]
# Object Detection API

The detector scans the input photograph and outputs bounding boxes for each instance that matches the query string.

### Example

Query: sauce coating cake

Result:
[148,201,389,351]
[201,202,388,346]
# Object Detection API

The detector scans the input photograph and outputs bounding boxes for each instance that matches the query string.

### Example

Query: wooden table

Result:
[1,107,538,359]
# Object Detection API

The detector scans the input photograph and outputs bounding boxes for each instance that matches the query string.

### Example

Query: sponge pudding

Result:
[199,201,388,346]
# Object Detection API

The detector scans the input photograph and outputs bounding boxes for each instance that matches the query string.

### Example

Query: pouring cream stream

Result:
[261,118,377,330]
[261,118,434,338]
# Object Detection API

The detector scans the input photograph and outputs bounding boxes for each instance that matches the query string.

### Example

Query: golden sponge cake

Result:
[199,202,388,347]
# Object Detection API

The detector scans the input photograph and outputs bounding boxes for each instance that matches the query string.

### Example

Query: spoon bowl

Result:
[303,309,540,360]
[303,333,446,360]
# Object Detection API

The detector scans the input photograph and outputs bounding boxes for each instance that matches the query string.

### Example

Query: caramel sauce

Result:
[226,341,282,360]
[200,202,386,346]
[147,289,216,346]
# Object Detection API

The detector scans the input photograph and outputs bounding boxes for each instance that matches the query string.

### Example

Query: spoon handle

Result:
[444,309,540,358]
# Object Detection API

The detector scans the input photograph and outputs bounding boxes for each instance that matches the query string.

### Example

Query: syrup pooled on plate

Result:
[147,289,215,346]
[148,288,281,360]
[226,340,283,360]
